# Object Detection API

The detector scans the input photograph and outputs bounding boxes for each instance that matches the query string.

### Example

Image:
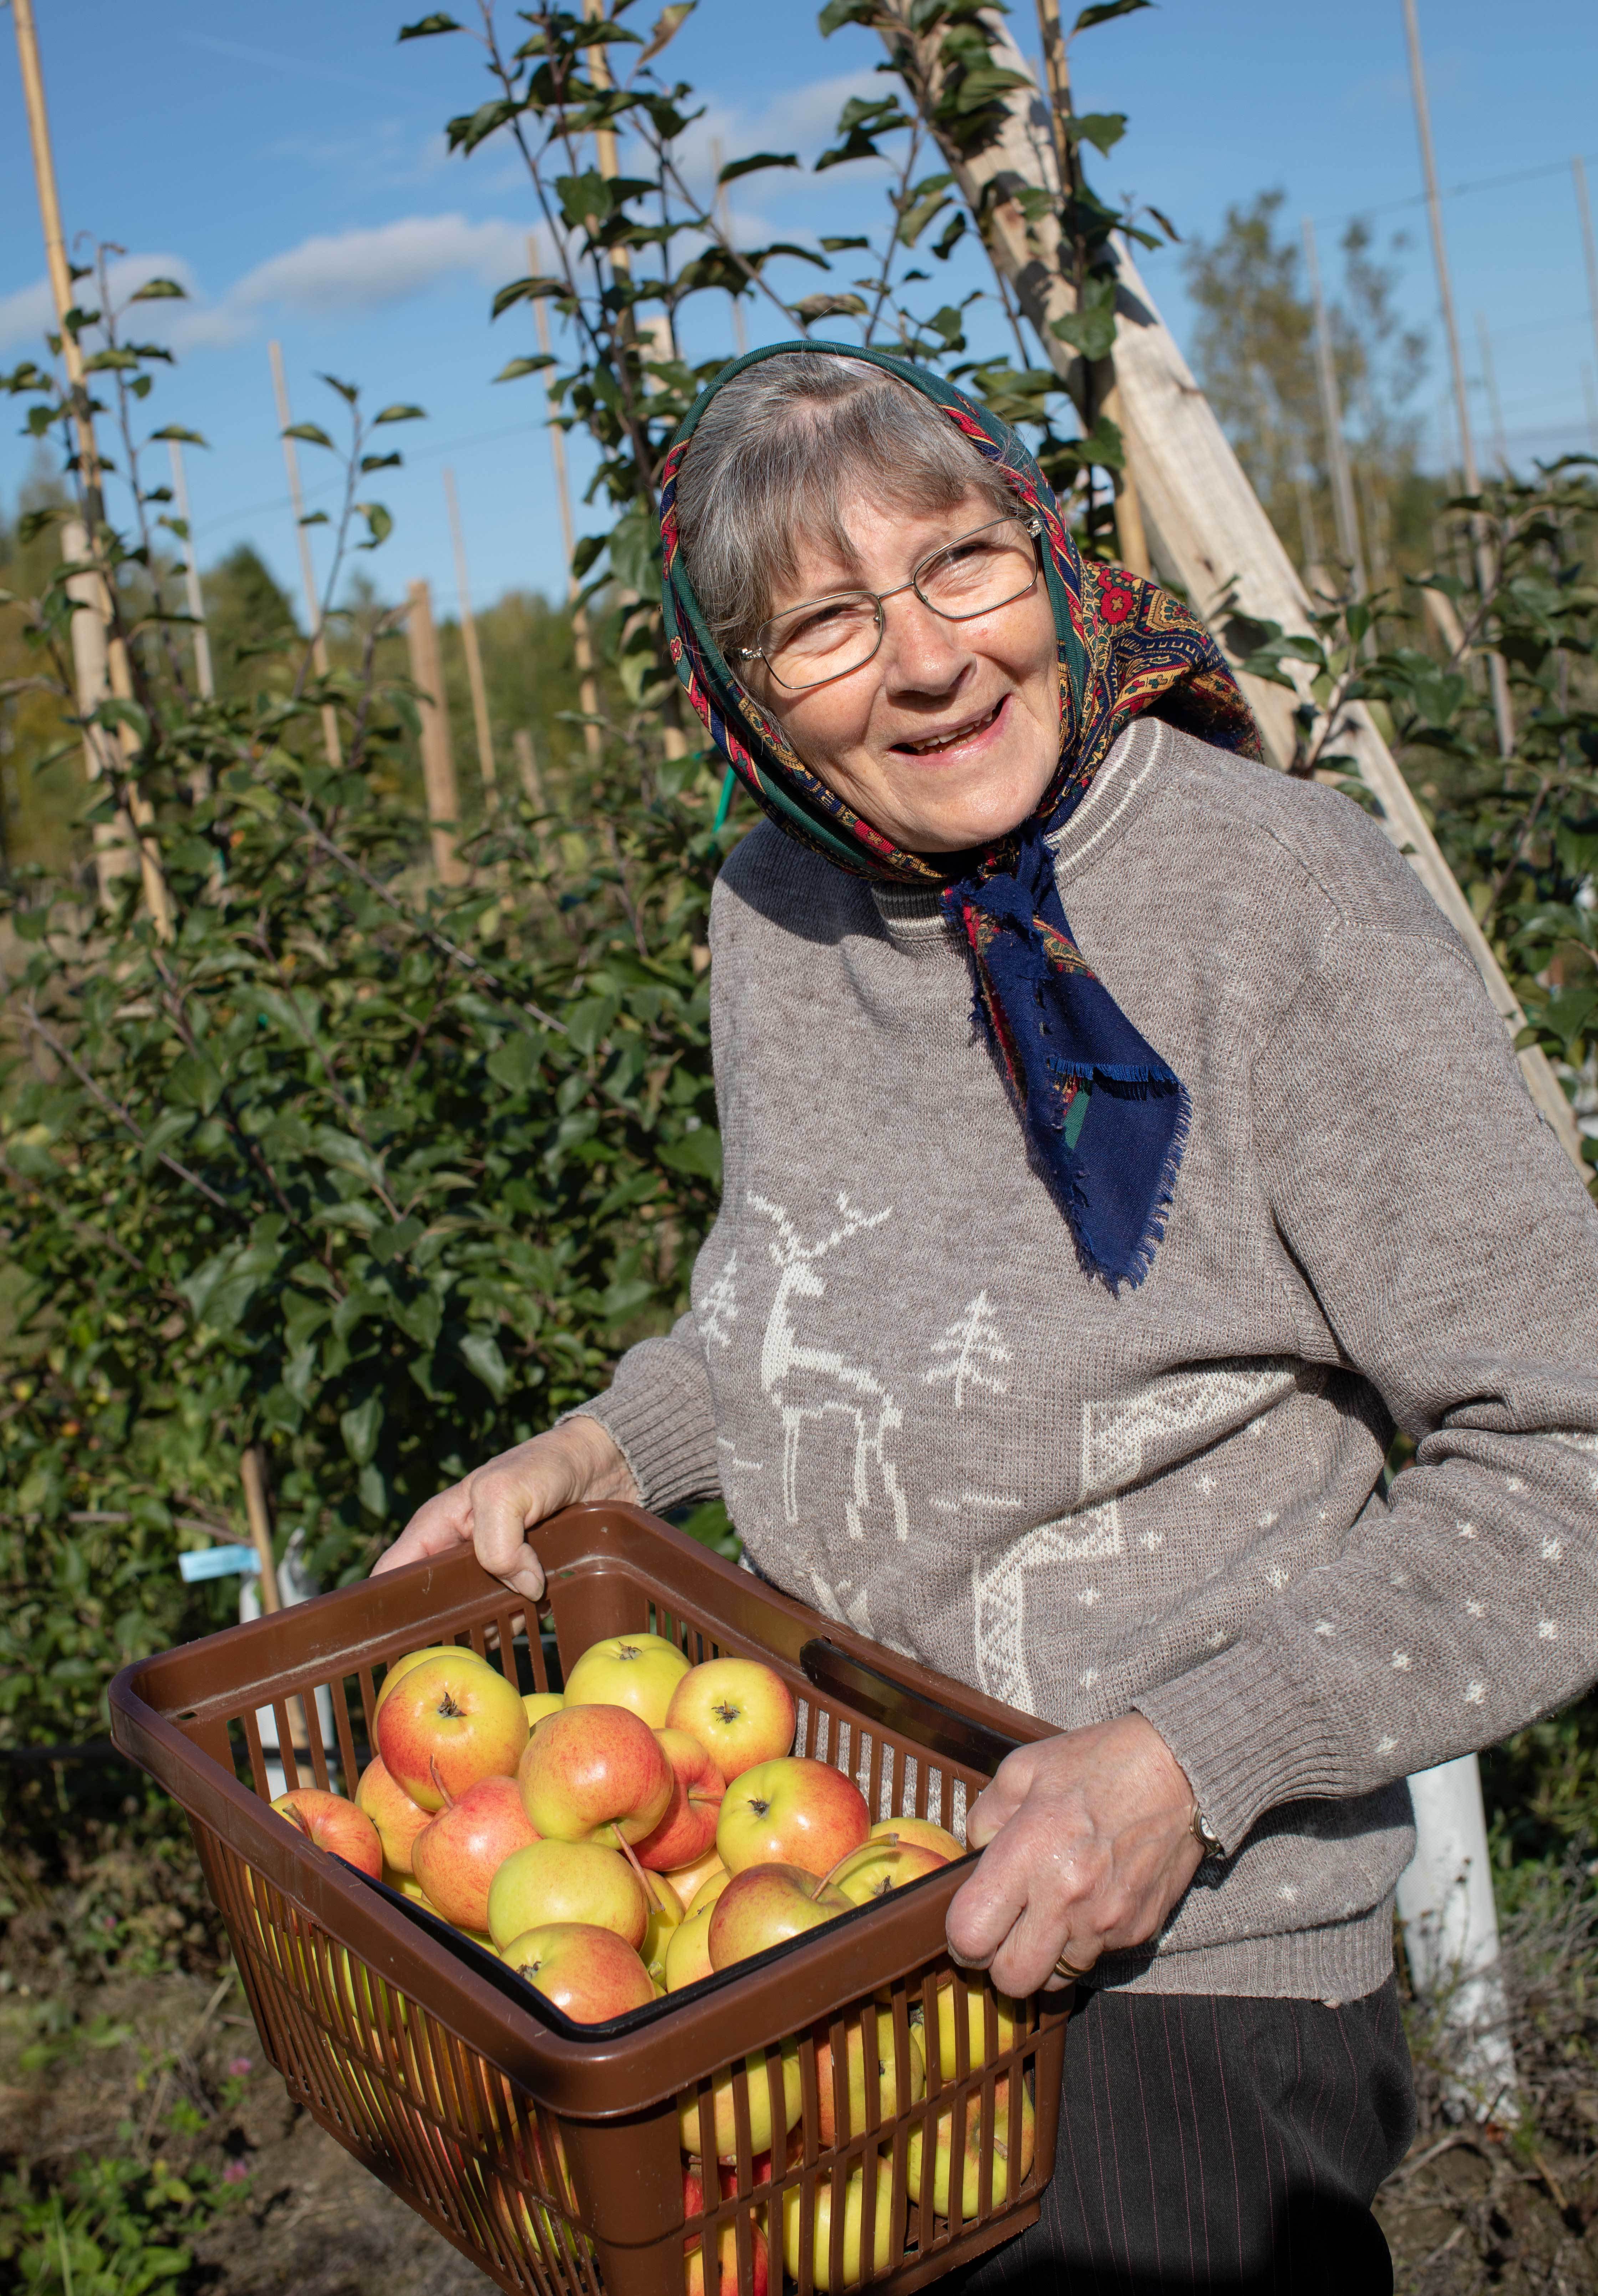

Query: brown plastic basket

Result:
[110,1503,1069,2296]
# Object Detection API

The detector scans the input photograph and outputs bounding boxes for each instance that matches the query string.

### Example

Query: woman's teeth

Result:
[898,697,1003,756]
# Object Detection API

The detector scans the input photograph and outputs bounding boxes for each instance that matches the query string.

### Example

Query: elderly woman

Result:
[380,345,1598,2287]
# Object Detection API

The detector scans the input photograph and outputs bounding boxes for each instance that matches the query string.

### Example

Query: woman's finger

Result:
[371,1483,472,1575]
[987,1894,1097,2000]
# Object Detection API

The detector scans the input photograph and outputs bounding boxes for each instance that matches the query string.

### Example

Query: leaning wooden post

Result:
[240,1446,283,1614]
[166,439,214,701]
[268,339,343,769]
[878,4,1582,1173]
[533,287,605,768]
[513,727,546,812]
[443,467,499,813]
[13,0,171,937]
[1302,217,1365,591]
[404,578,466,886]
[61,518,139,901]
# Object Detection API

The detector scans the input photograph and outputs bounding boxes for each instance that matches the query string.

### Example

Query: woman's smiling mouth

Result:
[891,693,1008,758]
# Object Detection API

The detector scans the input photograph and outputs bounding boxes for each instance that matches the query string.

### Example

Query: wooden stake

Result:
[882,4,1583,1173]
[1302,217,1365,591]
[513,727,545,811]
[241,1446,283,1614]
[1575,161,1598,421]
[443,466,498,811]
[1401,0,1515,758]
[12,0,171,938]
[404,578,466,885]
[533,284,604,767]
[711,138,748,356]
[61,517,141,901]
[268,339,343,769]
[167,439,214,700]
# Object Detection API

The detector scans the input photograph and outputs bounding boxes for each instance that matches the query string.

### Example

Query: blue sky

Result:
[3,0,1596,623]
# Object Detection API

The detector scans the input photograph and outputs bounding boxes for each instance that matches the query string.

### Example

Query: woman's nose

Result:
[879,589,970,697]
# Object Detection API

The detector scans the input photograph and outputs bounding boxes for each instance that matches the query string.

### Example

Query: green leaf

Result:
[636,1,695,63]
[398,12,463,35]
[356,502,393,550]
[718,151,800,184]
[131,277,188,300]
[658,1126,723,1184]
[1073,0,1154,28]
[493,355,556,383]
[491,276,568,321]
[373,403,427,424]
[147,424,208,446]
[487,1032,543,1092]
[1064,111,1127,156]
[818,0,881,29]
[340,1395,383,1468]
[283,422,335,449]
[459,1328,513,1402]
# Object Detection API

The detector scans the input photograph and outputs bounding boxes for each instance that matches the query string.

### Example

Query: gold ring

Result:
[1051,1954,1088,1984]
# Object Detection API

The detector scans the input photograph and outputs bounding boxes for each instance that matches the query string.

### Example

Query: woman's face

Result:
[752,484,1060,854]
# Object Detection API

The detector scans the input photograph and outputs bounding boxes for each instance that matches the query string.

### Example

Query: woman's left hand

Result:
[946,1713,1204,1996]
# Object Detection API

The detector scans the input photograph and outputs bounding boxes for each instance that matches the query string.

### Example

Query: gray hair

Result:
[671,350,1014,653]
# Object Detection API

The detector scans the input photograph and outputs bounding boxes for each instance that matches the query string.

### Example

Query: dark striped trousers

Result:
[950,1976,1414,2295]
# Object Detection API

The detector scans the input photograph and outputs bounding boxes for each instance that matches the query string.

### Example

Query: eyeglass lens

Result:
[756,518,1039,691]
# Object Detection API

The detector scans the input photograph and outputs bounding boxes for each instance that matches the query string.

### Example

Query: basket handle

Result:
[799,1637,1023,1778]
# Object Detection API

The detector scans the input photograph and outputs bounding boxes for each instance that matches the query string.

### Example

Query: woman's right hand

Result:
[371,1414,638,1602]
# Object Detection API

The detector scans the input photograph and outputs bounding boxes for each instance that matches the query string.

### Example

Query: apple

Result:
[708,1864,851,1971]
[717,1757,869,1879]
[684,2163,770,2296]
[373,1642,489,1720]
[270,1787,382,1879]
[781,2154,894,2291]
[411,1774,540,1931]
[376,1652,529,1811]
[641,1869,685,1986]
[666,1847,727,1907]
[870,1815,963,1861]
[487,1838,650,1951]
[665,1658,796,1784]
[637,1731,727,1871]
[678,2042,801,2161]
[384,1865,434,1908]
[687,1866,733,1916]
[907,2076,1036,2218]
[523,1690,565,1728]
[563,1631,692,1729]
[499,1921,655,2021]
[830,1833,949,1907]
[355,1756,432,1876]
[664,1902,718,1992]
[518,1704,673,1847]
[922,1976,1021,2079]
[814,2018,925,2147]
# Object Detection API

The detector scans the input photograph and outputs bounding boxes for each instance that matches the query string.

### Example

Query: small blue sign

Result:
[178,1544,262,1584]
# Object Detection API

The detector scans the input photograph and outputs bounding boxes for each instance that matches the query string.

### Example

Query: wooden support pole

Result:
[1401,0,1515,759]
[167,439,214,700]
[443,467,498,812]
[268,339,343,769]
[240,1446,283,1614]
[533,285,605,768]
[513,727,545,811]
[404,578,466,886]
[1574,161,1598,418]
[710,138,749,355]
[13,0,171,937]
[879,4,1584,1173]
[1302,216,1365,591]
[61,517,141,901]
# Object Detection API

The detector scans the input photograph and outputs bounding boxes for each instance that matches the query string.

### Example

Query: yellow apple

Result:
[678,2042,801,2161]
[666,1657,797,1783]
[373,1642,489,1718]
[667,1847,727,1906]
[907,2076,1035,2218]
[687,1866,733,1916]
[665,1902,717,1992]
[815,2018,924,2147]
[829,1834,949,1906]
[487,1839,649,1951]
[922,1976,1020,2079]
[563,1631,691,1729]
[781,2154,894,2290]
[641,1869,685,1985]
[523,1690,565,1727]
[869,1815,963,1861]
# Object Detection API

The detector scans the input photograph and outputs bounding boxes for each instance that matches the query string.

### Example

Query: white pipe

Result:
[1397,1753,1517,2120]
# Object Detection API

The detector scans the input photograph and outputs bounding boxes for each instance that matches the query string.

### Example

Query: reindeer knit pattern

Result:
[576,718,1598,2002]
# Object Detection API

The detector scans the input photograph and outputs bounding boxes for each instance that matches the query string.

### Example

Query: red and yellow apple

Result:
[678,2042,801,2160]
[487,1838,650,1952]
[665,1658,796,1784]
[562,1631,692,1729]
[373,1642,487,1720]
[666,1848,727,1908]
[814,2019,925,2147]
[376,1652,529,1810]
[781,2155,894,2291]
[270,1787,382,1878]
[708,1863,851,1971]
[498,1921,655,2022]
[907,2076,1036,2218]
[411,1773,540,1932]
[517,1704,673,1847]
[717,1757,869,1879]
[637,1731,726,1871]
[683,2162,770,2296]
[830,1833,950,1907]
[870,1815,963,1861]
[354,1757,432,1875]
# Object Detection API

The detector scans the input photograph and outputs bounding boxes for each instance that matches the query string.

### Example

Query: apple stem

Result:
[820,1837,896,1894]
[617,1835,652,1890]
[429,1758,455,1810]
[280,1804,312,1838]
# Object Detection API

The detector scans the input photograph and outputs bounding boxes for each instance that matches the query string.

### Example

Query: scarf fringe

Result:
[1113,1081,1194,1292]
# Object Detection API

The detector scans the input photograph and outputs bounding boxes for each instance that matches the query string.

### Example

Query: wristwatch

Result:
[1189,1802,1224,1860]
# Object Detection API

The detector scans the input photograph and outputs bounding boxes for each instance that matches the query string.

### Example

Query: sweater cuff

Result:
[567,1337,721,1515]
[1132,1641,1343,1855]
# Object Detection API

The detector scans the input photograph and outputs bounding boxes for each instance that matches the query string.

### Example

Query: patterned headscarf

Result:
[659,343,1261,1288]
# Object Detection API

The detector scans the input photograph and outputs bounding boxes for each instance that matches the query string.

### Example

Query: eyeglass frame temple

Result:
[734,513,1044,670]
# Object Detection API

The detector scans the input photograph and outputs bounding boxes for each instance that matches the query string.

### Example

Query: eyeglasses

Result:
[737,513,1044,693]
